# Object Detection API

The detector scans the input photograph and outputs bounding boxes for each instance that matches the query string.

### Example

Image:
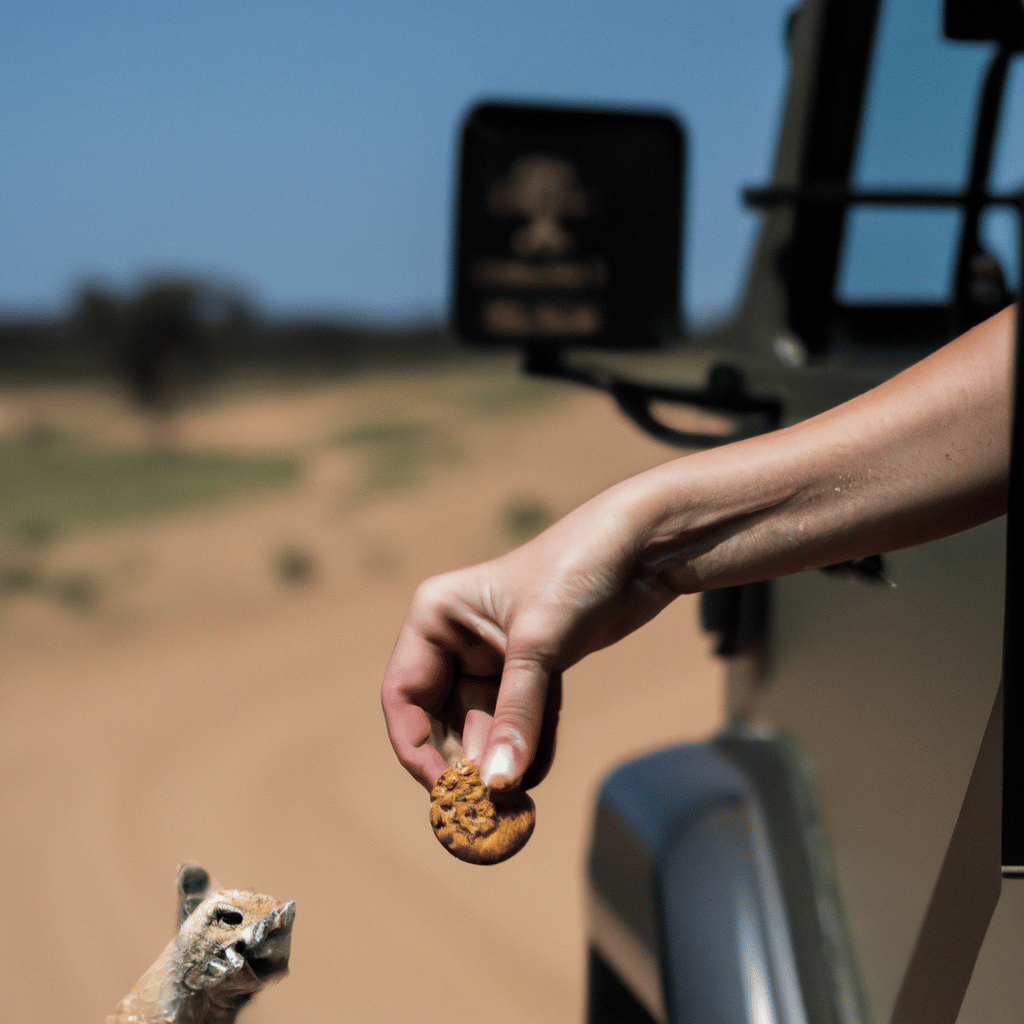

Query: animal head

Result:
[166,887,295,1017]
[108,864,295,1024]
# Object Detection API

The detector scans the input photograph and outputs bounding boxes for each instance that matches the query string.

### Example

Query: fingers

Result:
[479,652,553,791]
[478,669,561,791]
[381,566,567,794]
[382,694,451,789]
[521,671,561,790]
[381,616,459,790]
[381,577,506,791]
[462,708,494,764]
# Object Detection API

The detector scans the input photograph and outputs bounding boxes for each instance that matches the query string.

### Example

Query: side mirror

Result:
[453,102,685,352]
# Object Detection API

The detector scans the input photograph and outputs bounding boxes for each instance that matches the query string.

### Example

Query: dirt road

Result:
[0,364,723,1024]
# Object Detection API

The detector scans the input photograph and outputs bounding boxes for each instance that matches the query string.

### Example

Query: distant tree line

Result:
[0,278,465,391]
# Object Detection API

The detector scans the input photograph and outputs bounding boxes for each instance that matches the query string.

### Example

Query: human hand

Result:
[382,306,1018,794]
[380,486,682,793]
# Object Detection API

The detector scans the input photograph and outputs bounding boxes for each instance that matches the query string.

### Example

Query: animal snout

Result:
[234,901,295,979]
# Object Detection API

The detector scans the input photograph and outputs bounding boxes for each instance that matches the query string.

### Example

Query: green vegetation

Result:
[501,497,555,541]
[455,376,562,416]
[274,544,317,586]
[51,570,99,608]
[0,564,38,592]
[0,435,298,539]
[0,561,101,608]
[334,420,462,491]
[0,277,466,382]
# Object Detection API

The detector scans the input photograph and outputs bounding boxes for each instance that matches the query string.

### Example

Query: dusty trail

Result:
[0,365,723,1024]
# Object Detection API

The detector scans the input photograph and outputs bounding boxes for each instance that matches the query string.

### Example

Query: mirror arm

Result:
[524,346,892,586]
[522,347,783,450]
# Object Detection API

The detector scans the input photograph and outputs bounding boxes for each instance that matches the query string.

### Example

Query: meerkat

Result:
[107,863,295,1024]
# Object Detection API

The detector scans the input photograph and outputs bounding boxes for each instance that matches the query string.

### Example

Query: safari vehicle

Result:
[452,0,1024,1021]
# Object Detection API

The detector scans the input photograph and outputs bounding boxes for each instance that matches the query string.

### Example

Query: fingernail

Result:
[481,743,514,787]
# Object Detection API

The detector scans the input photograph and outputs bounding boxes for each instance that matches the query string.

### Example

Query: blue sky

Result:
[3,1,796,324]
[5,1,1023,326]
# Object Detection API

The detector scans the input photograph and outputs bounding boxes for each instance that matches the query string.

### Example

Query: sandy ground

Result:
[0,363,724,1024]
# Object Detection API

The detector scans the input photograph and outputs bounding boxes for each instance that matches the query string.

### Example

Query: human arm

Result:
[381,305,1014,792]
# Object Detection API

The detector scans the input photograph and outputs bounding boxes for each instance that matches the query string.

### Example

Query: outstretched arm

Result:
[381,305,1014,792]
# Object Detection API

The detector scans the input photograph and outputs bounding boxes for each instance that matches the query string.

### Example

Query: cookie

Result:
[429,760,536,864]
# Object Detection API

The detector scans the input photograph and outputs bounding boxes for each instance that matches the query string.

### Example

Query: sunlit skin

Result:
[381,305,1015,793]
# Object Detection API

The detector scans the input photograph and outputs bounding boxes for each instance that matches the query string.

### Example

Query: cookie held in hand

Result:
[430,760,536,864]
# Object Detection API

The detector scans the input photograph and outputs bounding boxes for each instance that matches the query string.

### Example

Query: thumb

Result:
[479,654,549,790]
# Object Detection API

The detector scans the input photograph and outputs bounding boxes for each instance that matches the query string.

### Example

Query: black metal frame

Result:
[1002,202,1024,871]
[747,41,1019,354]
[522,347,782,449]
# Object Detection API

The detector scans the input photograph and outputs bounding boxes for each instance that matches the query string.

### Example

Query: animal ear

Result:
[176,862,211,924]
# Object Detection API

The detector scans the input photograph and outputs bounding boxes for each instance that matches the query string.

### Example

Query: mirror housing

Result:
[453,101,685,351]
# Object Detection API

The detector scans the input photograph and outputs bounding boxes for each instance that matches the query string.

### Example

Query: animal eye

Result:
[214,907,244,926]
